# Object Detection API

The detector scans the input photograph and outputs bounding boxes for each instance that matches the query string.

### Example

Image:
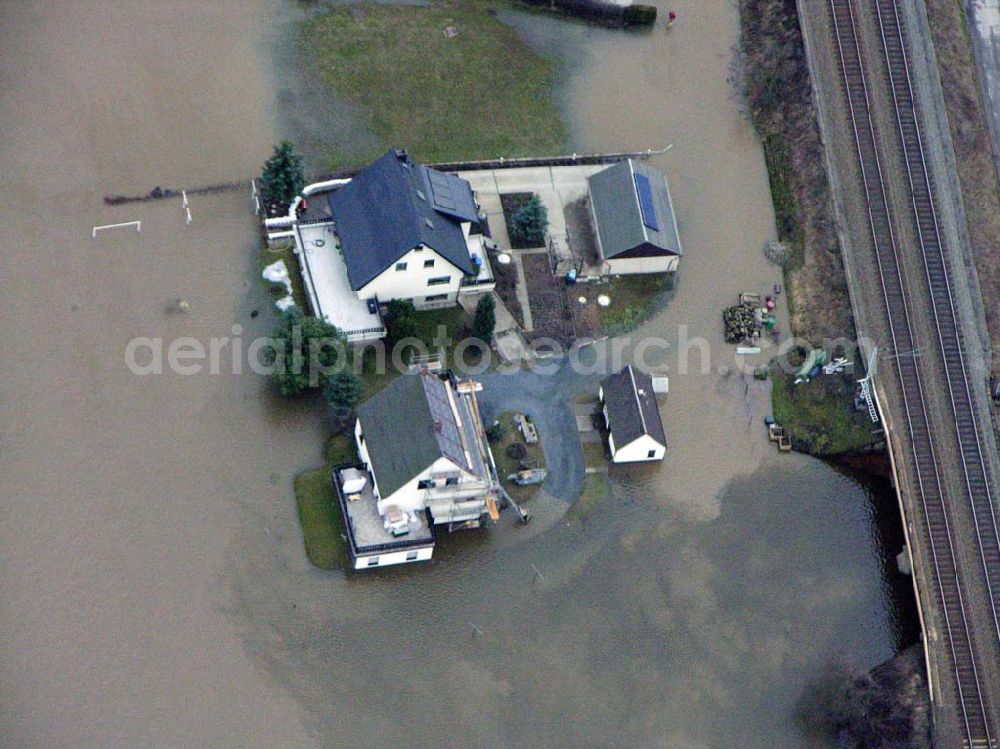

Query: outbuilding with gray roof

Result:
[587,158,682,275]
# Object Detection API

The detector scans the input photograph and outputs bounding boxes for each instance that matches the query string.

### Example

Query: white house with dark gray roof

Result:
[264,150,495,341]
[352,369,499,540]
[599,365,667,463]
[587,158,683,275]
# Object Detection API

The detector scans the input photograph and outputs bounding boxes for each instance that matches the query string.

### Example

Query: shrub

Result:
[323,369,364,423]
[509,194,548,247]
[486,420,505,444]
[472,294,497,342]
[383,299,418,346]
[264,310,346,397]
[623,5,657,26]
[506,443,527,460]
[259,141,304,217]
[762,239,793,266]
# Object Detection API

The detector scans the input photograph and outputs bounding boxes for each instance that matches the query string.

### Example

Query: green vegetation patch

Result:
[324,432,359,465]
[490,411,547,503]
[581,440,607,470]
[501,192,548,249]
[567,472,611,522]
[357,305,470,400]
[770,368,877,456]
[259,243,308,313]
[302,3,567,167]
[760,134,804,271]
[575,273,674,337]
[294,466,348,570]
[294,434,359,571]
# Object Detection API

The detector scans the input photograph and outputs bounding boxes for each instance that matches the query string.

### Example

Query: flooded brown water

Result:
[0,1,906,747]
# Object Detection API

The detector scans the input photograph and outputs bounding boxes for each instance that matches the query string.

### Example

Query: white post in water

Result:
[182,191,192,225]
[92,221,141,238]
[251,179,261,215]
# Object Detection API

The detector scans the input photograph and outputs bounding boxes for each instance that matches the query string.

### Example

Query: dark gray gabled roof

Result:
[602,365,667,449]
[327,150,479,290]
[587,159,682,260]
[356,371,473,497]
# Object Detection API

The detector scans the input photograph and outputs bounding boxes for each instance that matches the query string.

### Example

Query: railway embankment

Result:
[737,0,853,346]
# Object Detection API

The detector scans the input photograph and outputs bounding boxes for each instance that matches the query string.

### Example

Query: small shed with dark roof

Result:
[587,159,682,275]
[599,365,667,463]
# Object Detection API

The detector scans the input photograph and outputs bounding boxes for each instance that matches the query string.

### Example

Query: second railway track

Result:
[827,0,1000,744]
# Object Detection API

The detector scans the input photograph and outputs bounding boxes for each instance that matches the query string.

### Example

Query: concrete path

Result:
[512,253,534,332]
[494,328,533,364]
[460,164,602,256]
[491,291,519,333]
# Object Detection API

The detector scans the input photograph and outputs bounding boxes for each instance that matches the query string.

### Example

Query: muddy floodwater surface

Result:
[0,1,908,747]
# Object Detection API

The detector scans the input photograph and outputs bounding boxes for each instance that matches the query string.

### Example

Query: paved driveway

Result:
[477,365,599,502]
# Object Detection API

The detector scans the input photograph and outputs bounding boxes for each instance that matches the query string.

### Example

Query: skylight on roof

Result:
[634,172,659,232]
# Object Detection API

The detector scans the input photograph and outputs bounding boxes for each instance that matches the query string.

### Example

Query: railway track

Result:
[827,0,999,744]
[871,0,1000,648]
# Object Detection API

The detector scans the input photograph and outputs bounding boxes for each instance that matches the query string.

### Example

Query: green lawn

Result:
[581,440,607,470]
[490,411,547,503]
[575,273,674,337]
[294,467,348,570]
[567,472,611,522]
[301,2,567,167]
[294,434,359,570]
[358,305,470,400]
[770,368,878,456]
[324,432,359,465]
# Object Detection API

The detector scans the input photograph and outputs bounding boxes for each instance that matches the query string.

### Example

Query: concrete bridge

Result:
[798,0,1000,745]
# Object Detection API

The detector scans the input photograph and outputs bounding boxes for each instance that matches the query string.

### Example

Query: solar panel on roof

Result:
[633,172,659,232]
[428,170,457,210]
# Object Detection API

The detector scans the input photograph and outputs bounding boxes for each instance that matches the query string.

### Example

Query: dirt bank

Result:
[737,0,853,345]
[798,644,931,749]
[921,0,1000,413]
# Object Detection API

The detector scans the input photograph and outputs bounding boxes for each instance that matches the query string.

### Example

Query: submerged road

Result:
[801,0,1000,745]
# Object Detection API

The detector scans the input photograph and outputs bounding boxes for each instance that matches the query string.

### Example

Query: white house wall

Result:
[356,245,465,309]
[353,544,434,570]
[610,433,666,463]
[606,256,678,275]
[374,456,489,516]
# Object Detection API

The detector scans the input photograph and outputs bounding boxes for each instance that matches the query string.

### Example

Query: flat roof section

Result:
[297,222,385,340]
[333,465,434,556]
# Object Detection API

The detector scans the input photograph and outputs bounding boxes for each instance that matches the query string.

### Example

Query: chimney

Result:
[433,419,443,433]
